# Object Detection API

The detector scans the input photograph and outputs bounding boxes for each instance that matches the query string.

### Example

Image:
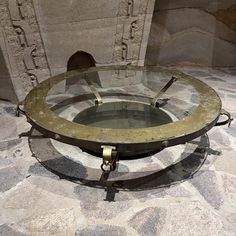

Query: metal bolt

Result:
[162,140,169,147]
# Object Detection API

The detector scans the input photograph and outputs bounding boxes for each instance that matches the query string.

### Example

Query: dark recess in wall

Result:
[66,51,100,87]
[0,47,18,102]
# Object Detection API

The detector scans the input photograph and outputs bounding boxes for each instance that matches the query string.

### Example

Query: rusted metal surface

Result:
[24,66,222,156]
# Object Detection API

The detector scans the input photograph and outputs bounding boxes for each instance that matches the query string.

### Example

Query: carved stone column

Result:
[113,0,155,66]
[0,0,51,101]
[108,0,155,86]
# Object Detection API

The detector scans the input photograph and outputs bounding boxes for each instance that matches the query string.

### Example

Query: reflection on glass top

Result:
[73,101,173,129]
[47,69,200,123]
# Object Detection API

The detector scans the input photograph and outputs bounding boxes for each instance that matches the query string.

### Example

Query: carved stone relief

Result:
[113,0,150,65]
[112,0,151,81]
[0,0,51,100]
[1,0,155,95]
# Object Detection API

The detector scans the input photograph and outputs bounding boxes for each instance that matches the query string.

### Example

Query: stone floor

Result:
[0,67,236,236]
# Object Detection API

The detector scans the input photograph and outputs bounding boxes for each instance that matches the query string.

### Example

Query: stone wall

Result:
[0,0,51,101]
[145,0,236,67]
[0,32,18,102]
[2,0,235,102]
[0,0,155,101]
[32,0,155,73]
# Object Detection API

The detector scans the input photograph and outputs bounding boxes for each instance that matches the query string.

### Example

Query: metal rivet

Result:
[162,140,169,147]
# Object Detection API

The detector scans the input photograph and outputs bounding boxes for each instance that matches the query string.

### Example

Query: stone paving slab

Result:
[0,67,236,235]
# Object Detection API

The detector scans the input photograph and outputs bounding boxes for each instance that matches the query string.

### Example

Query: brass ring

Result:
[23,66,222,155]
[101,163,114,172]
[215,109,233,127]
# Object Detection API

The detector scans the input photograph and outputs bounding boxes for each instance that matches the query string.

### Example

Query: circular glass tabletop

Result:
[24,66,221,156]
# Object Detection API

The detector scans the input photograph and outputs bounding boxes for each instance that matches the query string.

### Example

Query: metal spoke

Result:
[85,74,103,105]
[151,76,178,107]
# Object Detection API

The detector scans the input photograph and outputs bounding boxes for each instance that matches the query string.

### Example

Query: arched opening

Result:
[66,51,100,87]
[67,51,96,71]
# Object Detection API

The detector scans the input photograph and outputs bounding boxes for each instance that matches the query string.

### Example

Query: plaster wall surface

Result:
[145,0,236,67]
